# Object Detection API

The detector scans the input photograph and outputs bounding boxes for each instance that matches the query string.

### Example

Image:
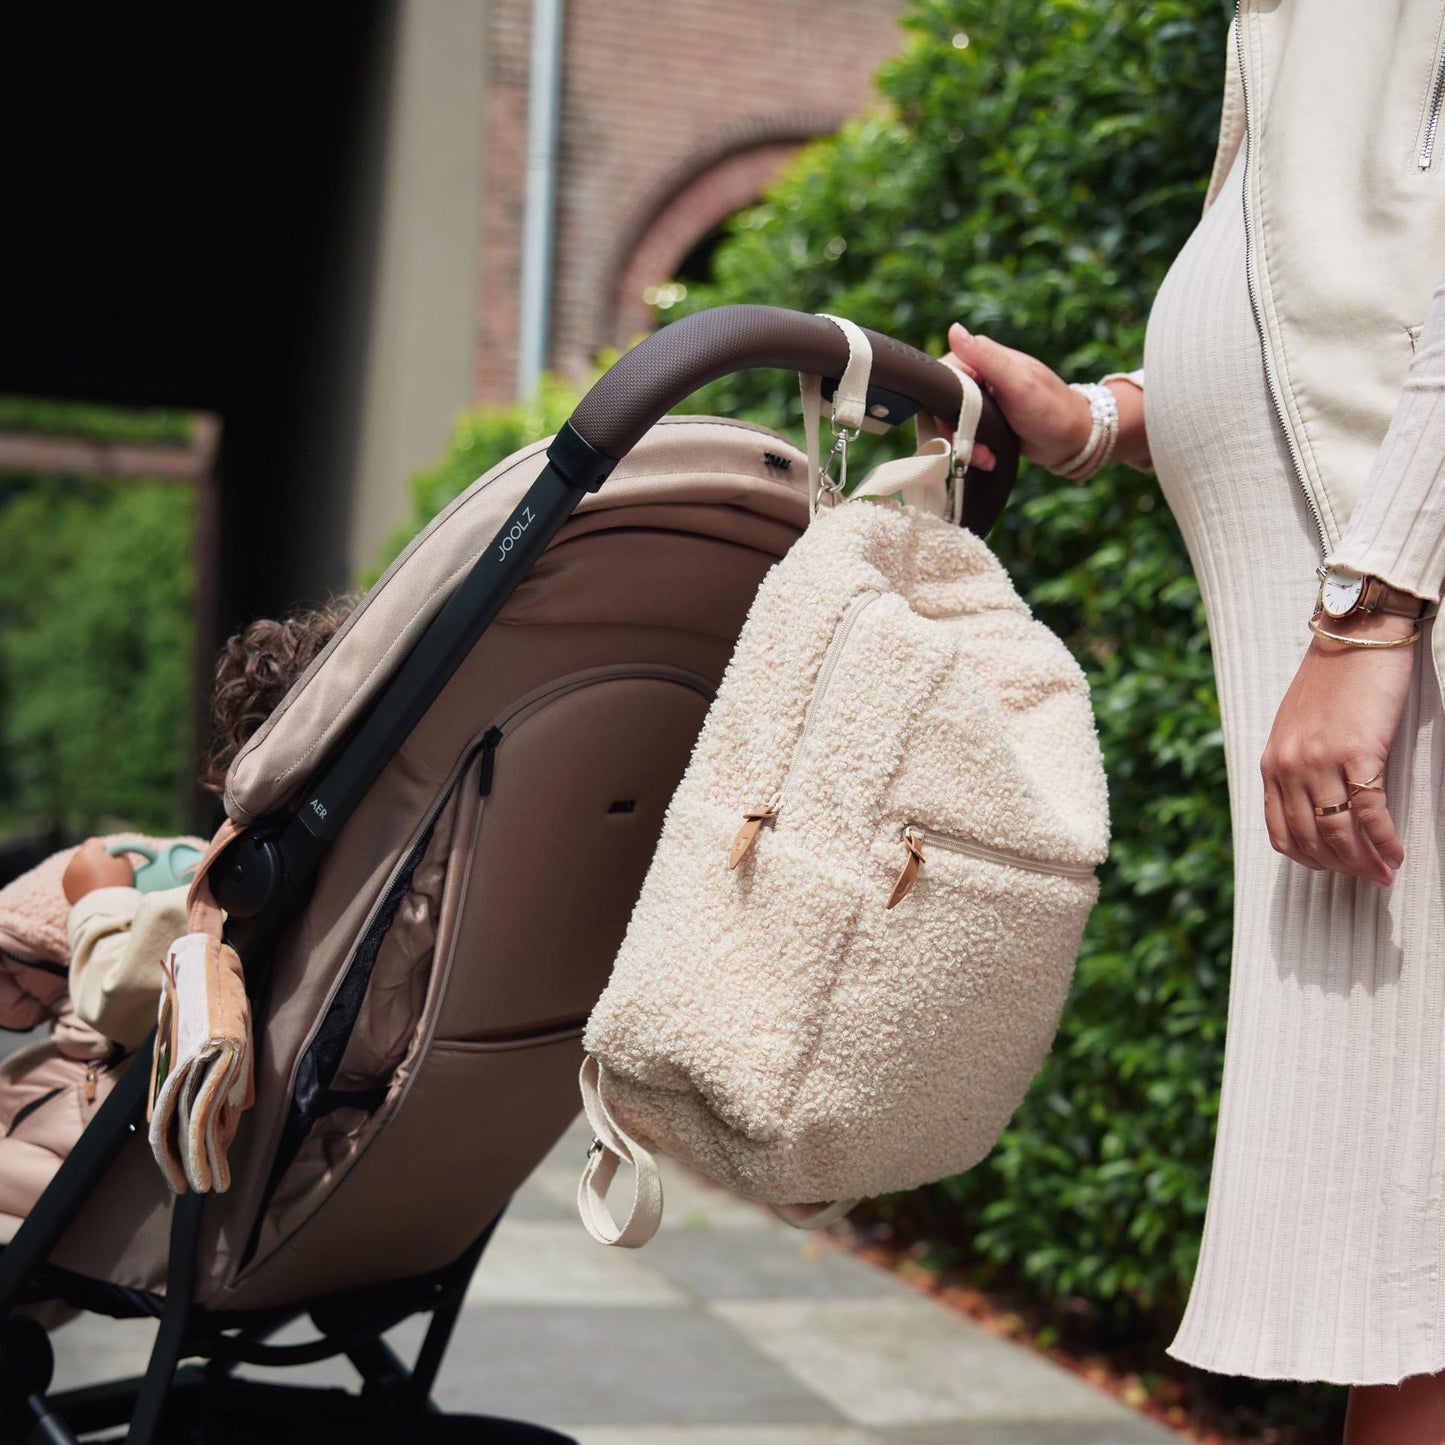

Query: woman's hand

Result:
[62,839,135,904]
[939,323,1152,473]
[1260,612,1415,887]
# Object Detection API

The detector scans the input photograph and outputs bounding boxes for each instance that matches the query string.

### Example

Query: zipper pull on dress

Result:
[729,804,779,869]
[887,828,926,910]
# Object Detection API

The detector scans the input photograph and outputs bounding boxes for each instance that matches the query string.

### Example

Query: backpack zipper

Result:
[730,590,882,868]
[887,823,1098,910]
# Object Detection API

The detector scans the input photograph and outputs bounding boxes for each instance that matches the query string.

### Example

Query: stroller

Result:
[0,306,1017,1443]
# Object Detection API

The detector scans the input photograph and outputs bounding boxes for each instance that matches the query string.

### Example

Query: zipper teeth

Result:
[905,824,1098,881]
[1423,36,1445,169]
[1234,2,1330,558]
[772,590,882,806]
[0,946,65,977]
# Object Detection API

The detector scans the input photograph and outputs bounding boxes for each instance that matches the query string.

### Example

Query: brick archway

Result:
[610,142,800,345]
[600,113,848,352]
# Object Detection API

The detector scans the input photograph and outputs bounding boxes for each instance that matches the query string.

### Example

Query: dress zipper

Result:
[1422,39,1445,170]
[1233,1,1331,558]
[729,590,882,868]
[887,824,1097,910]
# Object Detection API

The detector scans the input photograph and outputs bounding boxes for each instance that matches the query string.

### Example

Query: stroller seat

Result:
[0,306,1017,1443]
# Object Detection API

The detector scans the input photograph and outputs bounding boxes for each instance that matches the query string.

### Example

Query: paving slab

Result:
[463,1221,686,1306]
[432,1304,846,1428]
[711,1299,1150,1429]
[637,1223,909,1303]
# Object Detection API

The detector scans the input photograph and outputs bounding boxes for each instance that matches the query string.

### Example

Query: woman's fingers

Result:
[1276,777,1329,872]
[1349,780,1404,872]
[1268,760,1399,886]
[1311,777,1392,886]
[948,324,1023,405]
[940,348,983,386]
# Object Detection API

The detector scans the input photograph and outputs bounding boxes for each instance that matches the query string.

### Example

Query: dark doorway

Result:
[0,1,397,637]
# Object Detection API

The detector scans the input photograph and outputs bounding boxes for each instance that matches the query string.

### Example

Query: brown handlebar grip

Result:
[563,305,1020,535]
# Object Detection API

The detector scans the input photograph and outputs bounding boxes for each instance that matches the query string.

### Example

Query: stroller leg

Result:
[0,1035,153,1318]
[405,1218,499,1408]
[125,1189,203,1445]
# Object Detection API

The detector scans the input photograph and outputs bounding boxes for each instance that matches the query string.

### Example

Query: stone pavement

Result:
[47,1119,1181,1444]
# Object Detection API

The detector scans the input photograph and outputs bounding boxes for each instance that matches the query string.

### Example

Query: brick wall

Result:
[477,0,904,402]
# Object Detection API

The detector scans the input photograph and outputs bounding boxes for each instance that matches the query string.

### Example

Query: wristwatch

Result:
[1316,565,1434,621]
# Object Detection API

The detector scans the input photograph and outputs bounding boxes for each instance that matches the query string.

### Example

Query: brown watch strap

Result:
[1360,576,1432,620]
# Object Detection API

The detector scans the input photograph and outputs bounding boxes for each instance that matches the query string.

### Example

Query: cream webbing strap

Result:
[800,313,874,516]
[908,366,985,526]
[578,1055,664,1247]
[948,367,984,526]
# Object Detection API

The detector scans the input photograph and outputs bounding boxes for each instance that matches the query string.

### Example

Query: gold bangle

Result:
[1308,613,1421,649]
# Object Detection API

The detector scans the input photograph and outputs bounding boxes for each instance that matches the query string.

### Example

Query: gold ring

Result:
[1314,799,1353,817]
[1346,771,1385,796]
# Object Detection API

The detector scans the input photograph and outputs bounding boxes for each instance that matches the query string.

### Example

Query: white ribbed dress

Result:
[1146,142,1445,1385]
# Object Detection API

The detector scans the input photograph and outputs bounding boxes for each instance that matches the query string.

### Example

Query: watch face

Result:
[1321,568,1365,618]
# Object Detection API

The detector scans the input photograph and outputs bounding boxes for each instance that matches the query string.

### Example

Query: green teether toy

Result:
[106,840,204,894]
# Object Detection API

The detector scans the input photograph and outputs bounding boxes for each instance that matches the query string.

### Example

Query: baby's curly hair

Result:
[199,593,360,798]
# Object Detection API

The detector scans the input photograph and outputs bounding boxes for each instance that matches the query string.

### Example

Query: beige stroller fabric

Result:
[37,417,812,1313]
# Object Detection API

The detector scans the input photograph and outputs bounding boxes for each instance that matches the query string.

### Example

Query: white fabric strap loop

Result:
[867,366,985,525]
[817,313,873,432]
[800,313,876,518]
[948,370,984,525]
[577,1055,664,1247]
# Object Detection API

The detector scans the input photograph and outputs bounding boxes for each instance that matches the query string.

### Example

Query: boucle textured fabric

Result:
[583,496,1109,1229]
[1151,143,1445,1384]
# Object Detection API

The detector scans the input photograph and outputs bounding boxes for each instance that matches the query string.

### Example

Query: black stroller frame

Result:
[0,307,1018,1444]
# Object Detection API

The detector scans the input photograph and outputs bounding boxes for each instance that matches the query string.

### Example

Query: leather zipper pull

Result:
[729,806,778,869]
[887,829,926,910]
[83,1068,97,1103]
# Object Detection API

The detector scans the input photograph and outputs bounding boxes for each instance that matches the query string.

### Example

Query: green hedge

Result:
[0,473,196,837]
[673,0,1235,1327]
[0,395,195,447]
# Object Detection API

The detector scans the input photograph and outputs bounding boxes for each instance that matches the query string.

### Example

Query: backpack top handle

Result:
[548,305,1020,538]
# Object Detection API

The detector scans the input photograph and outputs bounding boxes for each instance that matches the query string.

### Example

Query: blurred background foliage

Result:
[0,410,197,849]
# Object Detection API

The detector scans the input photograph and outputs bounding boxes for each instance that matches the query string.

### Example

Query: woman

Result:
[948,6,1445,1440]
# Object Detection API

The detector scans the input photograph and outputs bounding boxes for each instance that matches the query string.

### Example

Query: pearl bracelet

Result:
[1054,382,1119,483]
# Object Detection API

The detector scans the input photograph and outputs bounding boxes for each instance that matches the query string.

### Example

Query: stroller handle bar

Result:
[550,305,1020,537]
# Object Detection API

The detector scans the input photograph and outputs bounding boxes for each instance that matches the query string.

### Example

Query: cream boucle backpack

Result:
[578,316,1110,1246]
